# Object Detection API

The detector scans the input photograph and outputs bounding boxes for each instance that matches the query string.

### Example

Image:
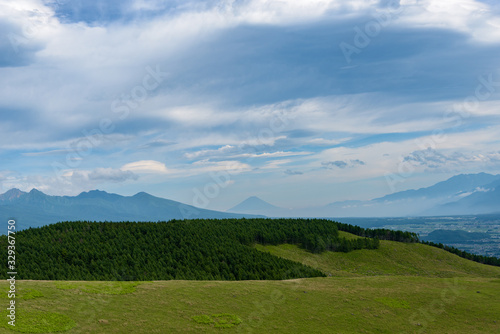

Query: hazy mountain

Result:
[229,196,278,212]
[0,189,262,230]
[226,173,500,218]
[2,173,499,227]
[319,173,500,217]
[228,196,285,216]
[374,172,500,202]
[426,181,500,215]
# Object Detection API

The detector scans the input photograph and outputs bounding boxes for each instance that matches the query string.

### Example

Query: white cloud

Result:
[129,0,166,11]
[403,147,500,170]
[184,145,237,160]
[184,144,311,160]
[2,0,500,207]
[0,0,53,22]
[2,0,498,149]
[308,138,352,146]
[322,159,365,169]
[230,0,346,25]
[261,159,292,169]
[87,168,139,182]
[398,0,500,43]
[190,159,251,174]
[239,151,312,159]
[121,160,169,174]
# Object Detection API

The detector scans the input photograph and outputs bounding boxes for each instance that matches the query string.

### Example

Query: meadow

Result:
[1,231,498,333]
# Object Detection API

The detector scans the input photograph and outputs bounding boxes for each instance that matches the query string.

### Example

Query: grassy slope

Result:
[0,231,498,333]
[254,231,500,278]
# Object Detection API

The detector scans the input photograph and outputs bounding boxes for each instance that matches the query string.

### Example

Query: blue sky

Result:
[1,0,500,210]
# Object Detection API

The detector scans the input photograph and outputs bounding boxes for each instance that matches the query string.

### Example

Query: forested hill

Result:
[3,218,391,281]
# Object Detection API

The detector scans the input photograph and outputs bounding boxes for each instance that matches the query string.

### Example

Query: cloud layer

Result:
[1,0,500,209]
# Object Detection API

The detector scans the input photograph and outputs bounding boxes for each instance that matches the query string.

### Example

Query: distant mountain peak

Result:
[76,189,122,200]
[133,191,152,197]
[0,188,26,202]
[19,188,48,203]
[27,188,47,198]
[4,188,24,195]
[228,196,279,213]
[79,189,107,195]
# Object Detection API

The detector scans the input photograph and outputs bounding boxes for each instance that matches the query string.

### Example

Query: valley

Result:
[340,215,500,258]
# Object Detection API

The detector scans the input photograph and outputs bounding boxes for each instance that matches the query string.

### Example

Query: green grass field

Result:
[254,231,500,278]
[1,232,498,333]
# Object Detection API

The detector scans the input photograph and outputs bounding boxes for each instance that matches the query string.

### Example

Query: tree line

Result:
[332,222,420,243]
[0,218,381,281]
[4,218,493,281]
[420,240,500,267]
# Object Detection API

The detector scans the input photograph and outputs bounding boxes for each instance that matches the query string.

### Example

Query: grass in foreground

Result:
[0,277,498,333]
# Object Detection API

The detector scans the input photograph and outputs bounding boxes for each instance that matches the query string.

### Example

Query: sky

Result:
[1,0,500,211]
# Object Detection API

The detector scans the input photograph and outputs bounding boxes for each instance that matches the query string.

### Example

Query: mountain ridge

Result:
[3,172,500,224]
[373,172,500,202]
[318,172,500,217]
[227,173,500,217]
[0,189,263,230]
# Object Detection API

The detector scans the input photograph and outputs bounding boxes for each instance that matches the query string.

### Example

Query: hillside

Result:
[0,229,498,333]
[5,218,496,282]
[2,219,389,281]
[255,231,500,278]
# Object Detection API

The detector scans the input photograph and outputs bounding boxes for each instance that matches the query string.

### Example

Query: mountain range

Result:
[0,189,261,230]
[227,173,500,217]
[2,172,499,230]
